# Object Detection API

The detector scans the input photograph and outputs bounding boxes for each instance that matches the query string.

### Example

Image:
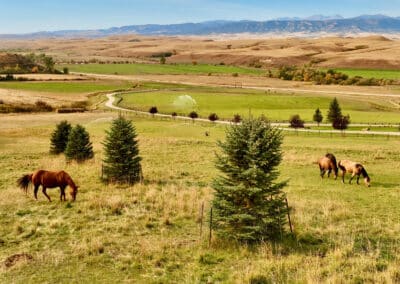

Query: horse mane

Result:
[358,165,369,179]
[61,171,77,189]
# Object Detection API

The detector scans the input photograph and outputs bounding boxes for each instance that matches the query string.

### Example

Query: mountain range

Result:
[2,14,400,39]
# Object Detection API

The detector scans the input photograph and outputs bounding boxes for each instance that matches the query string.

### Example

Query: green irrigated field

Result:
[334,68,400,80]
[60,63,265,76]
[116,84,400,123]
[1,112,400,283]
[0,80,132,94]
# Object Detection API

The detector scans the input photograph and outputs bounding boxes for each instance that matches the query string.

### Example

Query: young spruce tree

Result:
[212,117,288,242]
[313,108,323,126]
[327,97,342,123]
[65,124,94,162]
[50,120,71,154]
[102,116,142,184]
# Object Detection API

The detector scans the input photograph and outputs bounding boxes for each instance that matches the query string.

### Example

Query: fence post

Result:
[199,202,204,237]
[285,198,293,234]
[209,207,213,247]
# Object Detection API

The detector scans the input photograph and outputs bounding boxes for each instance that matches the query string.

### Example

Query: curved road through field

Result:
[105,92,400,136]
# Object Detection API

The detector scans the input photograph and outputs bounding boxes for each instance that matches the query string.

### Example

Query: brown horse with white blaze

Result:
[17,170,78,201]
[318,153,338,179]
[338,160,370,187]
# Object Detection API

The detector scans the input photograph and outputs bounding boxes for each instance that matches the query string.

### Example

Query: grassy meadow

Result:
[1,111,400,283]
[334,68,400,80]
[60,63,265,76]
[116,83,400,123]
[0,80,133,94]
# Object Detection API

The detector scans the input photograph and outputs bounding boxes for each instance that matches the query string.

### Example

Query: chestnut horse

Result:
[338,160,370,187]
[17,170,78,201]
[318,153,338,179]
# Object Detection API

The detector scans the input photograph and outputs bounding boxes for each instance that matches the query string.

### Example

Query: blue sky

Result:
[0,0,400,34]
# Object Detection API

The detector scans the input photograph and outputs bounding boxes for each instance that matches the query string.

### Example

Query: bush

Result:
[188,111,198,121]
[63,67,69,74]
[232,114,242,124]
[171,112,177,118]
[289,114,304,128]
[149,106,158,116]
[65,125,94,162]
[332,115,350,130]
[35,100,53,112]
[208,113,219,122]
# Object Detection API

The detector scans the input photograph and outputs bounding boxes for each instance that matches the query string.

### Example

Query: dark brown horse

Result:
[318,153,338,179]
[338,160,370,187]
[17,170,78,202]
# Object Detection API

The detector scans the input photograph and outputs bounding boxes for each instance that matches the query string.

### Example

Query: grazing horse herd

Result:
[16,153,370,202]
[318,153,371,187]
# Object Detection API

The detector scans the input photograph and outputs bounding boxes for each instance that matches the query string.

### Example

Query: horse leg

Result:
[320,168,325,178]
[34,185,39,200]
[356,175,360,185]
[327,169,332,178]
[341,171,346,184]
[349,173,355,184]
[60,186,66,201]
[42,187,52,202]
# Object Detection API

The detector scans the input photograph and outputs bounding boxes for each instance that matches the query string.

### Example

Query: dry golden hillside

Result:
[1,35,400,69]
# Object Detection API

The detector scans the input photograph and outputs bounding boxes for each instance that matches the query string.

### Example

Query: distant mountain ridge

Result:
[2,15,400,39]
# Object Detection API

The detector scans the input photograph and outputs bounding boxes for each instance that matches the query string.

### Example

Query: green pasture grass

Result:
[0,80,132,94]
[333,68,400,80]
[60,63,265,76]
[1,112,400,282]
[117,87,400,123]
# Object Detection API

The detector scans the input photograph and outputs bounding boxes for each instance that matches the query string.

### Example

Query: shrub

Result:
[289,114,304,128]
[49,120,72,154]
[208,113,219,122]
[149,106,158,116]
[188,111,198,121]
[171,112,177,118]
[102,116,142,184]
[212,117,288,242]
[63,67,69,74]
[232,114,242,123]
[65,125,94,162]
[332,115,350,130]
[34,100,53,112]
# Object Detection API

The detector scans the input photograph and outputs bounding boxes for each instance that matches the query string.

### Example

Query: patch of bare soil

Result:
[3,253,33,268]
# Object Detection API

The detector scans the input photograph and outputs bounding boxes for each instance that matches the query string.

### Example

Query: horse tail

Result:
[327,154,338,175]
[17,174,32,193]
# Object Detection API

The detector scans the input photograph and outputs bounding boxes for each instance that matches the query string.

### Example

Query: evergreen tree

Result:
[327,98,342,123]
[65,124,94,162]
[50,120,71,154]
[313,108,323,126]
[102,116,142,184]
[212,117,288,242]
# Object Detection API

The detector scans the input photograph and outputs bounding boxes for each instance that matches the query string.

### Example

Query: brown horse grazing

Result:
[318,153,338,179]
[338,160,370,187]
[17,170,78,202]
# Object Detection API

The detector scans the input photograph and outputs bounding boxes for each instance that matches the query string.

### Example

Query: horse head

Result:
[70,185,78,201]
[364,176,371,187]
